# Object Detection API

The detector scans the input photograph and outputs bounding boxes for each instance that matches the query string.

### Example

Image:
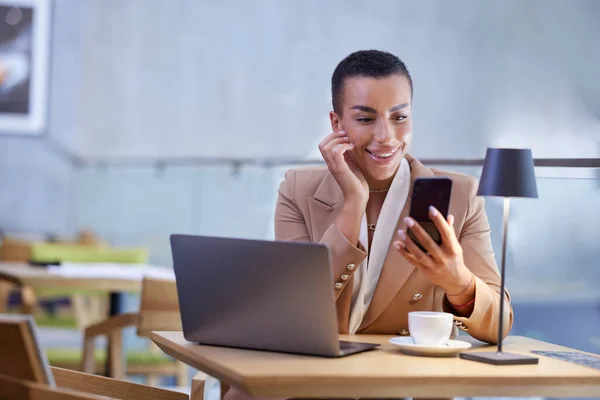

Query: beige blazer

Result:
[274,154,513,344]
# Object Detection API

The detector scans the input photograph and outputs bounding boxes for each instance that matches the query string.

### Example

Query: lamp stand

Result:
[459,197,539,365]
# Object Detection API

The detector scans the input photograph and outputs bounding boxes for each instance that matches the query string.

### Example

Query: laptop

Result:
[170,234,380,357]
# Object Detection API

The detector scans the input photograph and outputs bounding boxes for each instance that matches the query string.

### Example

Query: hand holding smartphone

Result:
[407,177,452,252]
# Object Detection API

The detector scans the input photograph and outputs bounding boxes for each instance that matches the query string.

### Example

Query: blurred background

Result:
[0,0,598,398]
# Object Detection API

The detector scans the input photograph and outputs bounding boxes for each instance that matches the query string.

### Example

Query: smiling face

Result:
[330,73,413,189]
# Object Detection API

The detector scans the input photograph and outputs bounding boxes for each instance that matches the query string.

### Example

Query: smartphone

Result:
[407,177,452,253]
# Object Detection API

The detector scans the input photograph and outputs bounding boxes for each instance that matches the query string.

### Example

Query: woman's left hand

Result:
[392,206,473,295]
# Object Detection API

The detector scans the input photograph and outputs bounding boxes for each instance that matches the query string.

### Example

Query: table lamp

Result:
[459,148,539,365]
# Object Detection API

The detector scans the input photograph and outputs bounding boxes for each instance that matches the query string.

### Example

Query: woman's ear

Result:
[329,111,343,133]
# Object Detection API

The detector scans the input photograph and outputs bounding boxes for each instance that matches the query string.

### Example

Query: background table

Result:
[0,262,175,377]
[152,332,600,399]
[0,262,174,293]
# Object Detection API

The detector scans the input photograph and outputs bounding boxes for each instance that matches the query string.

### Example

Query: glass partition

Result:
[72,163,600,355]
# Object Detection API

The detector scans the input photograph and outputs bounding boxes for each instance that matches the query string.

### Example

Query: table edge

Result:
[151,331,249,391]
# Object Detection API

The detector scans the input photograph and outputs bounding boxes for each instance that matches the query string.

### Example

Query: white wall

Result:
[69,0,599,160]
[0,0,87,234]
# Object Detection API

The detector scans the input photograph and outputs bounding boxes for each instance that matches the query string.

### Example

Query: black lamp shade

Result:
[477,148,538,198]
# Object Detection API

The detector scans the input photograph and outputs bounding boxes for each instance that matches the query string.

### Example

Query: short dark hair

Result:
[331,50,412,114]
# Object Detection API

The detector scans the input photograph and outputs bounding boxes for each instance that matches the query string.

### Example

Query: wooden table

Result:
[152,331,600,399]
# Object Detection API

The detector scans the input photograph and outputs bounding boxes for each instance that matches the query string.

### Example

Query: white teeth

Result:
[368,149,398,158]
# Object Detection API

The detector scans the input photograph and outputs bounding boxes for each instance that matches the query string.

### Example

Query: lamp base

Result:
[460,351,539,365]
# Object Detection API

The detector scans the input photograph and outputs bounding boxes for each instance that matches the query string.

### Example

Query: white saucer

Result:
[388,337,472,357]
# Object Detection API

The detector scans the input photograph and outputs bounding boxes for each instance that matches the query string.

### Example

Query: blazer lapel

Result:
[307,172,344,241]
[358,155,436,331]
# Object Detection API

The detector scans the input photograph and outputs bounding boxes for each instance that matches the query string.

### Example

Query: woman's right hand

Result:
[318,131,369,207]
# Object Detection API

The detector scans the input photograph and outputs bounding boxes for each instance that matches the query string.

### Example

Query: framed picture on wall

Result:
[0,0,51,135]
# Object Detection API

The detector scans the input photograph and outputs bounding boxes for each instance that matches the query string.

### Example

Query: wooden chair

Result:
[0,314,188,400]
[0,267,188,381]
[0,372,105,400]
[81,276,189,385]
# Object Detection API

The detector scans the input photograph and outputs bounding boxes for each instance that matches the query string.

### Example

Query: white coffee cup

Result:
[408,311,454,346]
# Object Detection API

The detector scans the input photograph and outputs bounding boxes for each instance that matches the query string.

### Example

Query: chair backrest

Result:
[136,276,182,337]
[0,314,54,386]
[0,237,32,262]
[0,372,104,400]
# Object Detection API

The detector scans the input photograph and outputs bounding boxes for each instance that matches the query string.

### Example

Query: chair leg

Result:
[81,335,96,374]
[108,330,125,380]
[191,372,206,400]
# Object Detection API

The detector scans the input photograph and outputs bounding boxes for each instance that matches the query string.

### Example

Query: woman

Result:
[224,49,512,400]
[274,49,512,343]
